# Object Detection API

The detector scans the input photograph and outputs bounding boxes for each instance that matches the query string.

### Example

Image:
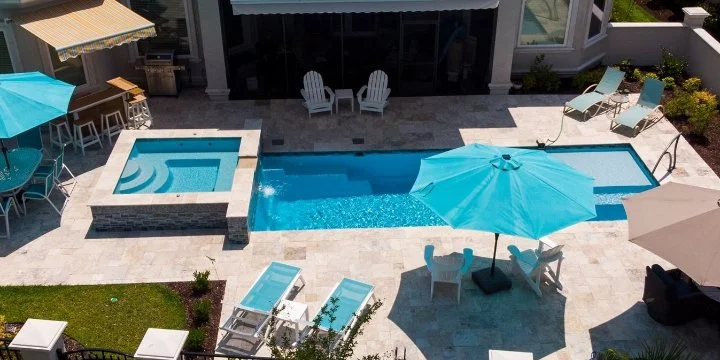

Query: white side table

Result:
[489,349,534,360]
[266,299,309,345]
[607,93,630,119]
[335,89,354,113]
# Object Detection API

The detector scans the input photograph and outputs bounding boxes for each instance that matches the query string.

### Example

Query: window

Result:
[587,0,607,41]
[519,0,573,46]
[129,0,190,56]
[48,47,86,86]
[0,32,13,74]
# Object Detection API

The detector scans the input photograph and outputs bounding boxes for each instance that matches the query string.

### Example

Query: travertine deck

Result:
[2,89,718,360]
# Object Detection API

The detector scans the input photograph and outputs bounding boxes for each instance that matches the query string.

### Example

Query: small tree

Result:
[266,297,384,360]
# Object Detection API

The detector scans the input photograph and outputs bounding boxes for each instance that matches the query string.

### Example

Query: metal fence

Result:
[57,349,135,360]
[180,351,274,360]
[0,339,21,360]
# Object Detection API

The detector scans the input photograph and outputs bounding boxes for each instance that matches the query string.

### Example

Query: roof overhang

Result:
[231,0,500,15]
[12,0,155,61]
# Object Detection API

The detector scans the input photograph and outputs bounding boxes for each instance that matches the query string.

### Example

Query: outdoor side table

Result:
[606,93,630,119]
[489,349,533,360]
[335,89,354,113]
[266,299,309,345]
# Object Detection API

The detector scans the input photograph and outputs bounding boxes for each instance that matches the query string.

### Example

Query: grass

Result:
[612,0,659,22]
[0,284,186,353]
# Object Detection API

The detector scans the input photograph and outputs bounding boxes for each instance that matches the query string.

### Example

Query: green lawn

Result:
[0,284,186,353]
[612,0,659,22]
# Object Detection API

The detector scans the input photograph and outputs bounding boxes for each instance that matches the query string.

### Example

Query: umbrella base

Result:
[472,268,512,294]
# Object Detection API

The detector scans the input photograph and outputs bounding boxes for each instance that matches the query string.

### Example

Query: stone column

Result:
[682,7,711,28]
[488,0,524,94]
[197,0,230,101]
[134,329,189,360]
[9,319,68,360]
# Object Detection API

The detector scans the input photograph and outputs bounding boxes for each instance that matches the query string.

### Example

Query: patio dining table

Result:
[0,148,43,194]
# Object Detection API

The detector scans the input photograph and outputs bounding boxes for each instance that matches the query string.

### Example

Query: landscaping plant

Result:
[522,55,561,93]
[185,328,206,352]
[656,48,688,81]
[192,298,212,325]
[266,297,384,360]
[682,77,702,92]
[573,67,606,90]
[662,77,676,90]
[598,340,699,360]
[192,270,211,294]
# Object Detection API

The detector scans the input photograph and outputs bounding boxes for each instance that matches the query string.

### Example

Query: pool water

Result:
[250,144,659,231]
[114,138,241,194]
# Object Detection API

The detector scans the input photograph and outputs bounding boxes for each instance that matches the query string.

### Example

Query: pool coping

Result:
[89,127,261,241]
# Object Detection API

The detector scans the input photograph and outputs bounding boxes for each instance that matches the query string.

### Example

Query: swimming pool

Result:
[114,138,241,194]
[250,144,658,231]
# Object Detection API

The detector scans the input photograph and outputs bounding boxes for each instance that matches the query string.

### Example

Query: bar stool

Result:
[48,118,73,152]
[127,95,152,129]
[73,118,103,156]
[100,110,125,145]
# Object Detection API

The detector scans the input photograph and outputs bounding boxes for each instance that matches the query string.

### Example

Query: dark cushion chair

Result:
[643,264,709,325]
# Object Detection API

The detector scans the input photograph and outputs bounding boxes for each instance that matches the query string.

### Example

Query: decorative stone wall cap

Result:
[9,319,68,351]
[683,7,711,16]
[134,328,188,360]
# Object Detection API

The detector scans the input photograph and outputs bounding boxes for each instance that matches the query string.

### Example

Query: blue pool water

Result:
[250,144,659,231]
[114,138,241,194]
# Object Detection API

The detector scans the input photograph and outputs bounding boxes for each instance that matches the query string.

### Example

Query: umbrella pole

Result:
[490,233,499,276]
[1,140,8,169]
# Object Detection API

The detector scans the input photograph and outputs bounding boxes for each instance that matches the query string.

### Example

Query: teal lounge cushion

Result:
[566,92,604,113]
[615,105,654,128]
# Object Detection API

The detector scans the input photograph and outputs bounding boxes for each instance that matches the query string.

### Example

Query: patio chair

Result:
[16,126,44,152]
[298,277,376,349]
[507,237,564,297]
[300,71,335,119]
[35,149,76,196]
[642,264,708,325]
[0,196,20,238]
[22,171,67,215]
[220,262,305,339]
[357,70,390,117]
[564,67,625,120]
[424,245,474,303]
[610,78,665,137]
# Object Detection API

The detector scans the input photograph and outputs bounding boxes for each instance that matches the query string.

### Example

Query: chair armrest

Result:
[383,88,391,100]
[507,245,522,258]
[582,84,598,94]
[300,89,309,102]
[324,86,335,103]
[357,86,368,101]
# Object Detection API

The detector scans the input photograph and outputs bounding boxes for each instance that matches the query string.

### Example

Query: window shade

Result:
[0,32,14,74]
[130,0,189,55]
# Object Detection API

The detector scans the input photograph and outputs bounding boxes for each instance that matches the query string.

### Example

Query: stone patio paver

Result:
[1,89,718,359]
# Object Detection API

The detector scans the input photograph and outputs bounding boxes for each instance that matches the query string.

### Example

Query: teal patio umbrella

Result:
[410,144,596,294]
[0,71,75,167]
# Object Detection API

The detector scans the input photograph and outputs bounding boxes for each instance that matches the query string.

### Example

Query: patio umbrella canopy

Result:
[410,144,596,293]
[623,182,720,286]
[0,71,75,167]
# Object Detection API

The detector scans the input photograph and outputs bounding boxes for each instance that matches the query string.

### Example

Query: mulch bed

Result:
[636,0,685,21]
[166,281,225,352]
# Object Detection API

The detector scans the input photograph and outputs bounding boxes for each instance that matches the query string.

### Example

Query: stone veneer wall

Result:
[91,203,228,232]
[227,216,248,244]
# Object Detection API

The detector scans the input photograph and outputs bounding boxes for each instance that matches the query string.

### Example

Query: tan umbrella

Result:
[622,182,720,286]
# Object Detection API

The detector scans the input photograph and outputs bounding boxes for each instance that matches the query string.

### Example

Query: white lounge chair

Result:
[300,71,335,119]
[424,245,473,303]
[357,70,390,117]
[507,238,564,297]
[220,262,305,339]
[299,277,375,349]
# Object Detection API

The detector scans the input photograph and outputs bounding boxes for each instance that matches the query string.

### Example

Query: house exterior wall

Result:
[604,23,687,65]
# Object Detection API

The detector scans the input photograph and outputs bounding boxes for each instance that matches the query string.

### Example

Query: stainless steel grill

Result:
[138,49,185,96]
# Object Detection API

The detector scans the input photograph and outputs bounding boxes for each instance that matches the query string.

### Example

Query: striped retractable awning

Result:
[13,0,156,62]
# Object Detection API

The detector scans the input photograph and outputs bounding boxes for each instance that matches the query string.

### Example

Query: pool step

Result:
[116,162,157,194]
[120,160,141,182]
[147,164,172,193]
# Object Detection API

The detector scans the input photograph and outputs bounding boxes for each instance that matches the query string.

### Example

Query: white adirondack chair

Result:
[507,237,564,297]
[300,71,335,119]
[424,245,474,303]
[357,70,391,117]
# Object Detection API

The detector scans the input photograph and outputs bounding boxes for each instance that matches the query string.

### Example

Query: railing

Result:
[57,349,134,360]
[0,339,21,360]
[651,133,681,177]
[180,351,275,360]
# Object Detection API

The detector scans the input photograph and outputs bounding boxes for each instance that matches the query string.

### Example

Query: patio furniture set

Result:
[300,70,391,118]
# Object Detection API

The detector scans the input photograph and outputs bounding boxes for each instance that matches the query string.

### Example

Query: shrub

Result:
[573,67,605,90]
[661,77,676,89]
[597,349,630,360]
[522,55,561,93]
[656,48,688,80]
[631,68,644,82]
[694,90,718,107]
[192,270,210,294]
[664,91,694,118]
[185,328,206,352]
[665,90,718,136]
[193,298,212,325]
[641,72,659,85]
[617,58,633,74]
[635,340,700,360]
[682,77,702,92]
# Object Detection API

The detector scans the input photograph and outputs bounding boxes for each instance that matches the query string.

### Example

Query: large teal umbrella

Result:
[0,72,75,167]
[410,144,596,293]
